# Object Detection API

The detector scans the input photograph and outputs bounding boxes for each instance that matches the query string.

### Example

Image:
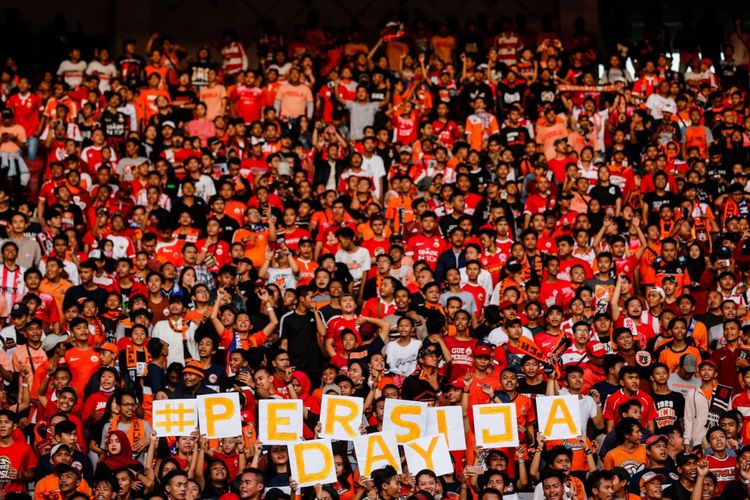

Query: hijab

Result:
[100,430,142,471]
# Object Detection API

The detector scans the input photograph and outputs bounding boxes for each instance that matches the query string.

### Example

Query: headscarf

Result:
[100,430,142,471]
[292,371,320,415]
[686,243,707,283]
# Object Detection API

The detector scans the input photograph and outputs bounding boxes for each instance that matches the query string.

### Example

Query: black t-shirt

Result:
[279,310,323,376]
[652,390,686,429]
[589,184,622,207]
[642,191,681,225]
[517,379,546,398]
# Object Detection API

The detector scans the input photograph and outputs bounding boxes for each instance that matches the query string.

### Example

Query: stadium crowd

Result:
[1,9,750,500]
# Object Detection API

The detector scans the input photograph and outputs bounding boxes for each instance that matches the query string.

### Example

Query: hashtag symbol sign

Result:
[156,403,196,435]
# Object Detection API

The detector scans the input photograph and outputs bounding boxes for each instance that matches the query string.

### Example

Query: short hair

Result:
[618,365,640,380]
[589,470,614,490]
[615,417,641,444]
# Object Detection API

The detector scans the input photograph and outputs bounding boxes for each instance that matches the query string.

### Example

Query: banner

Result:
[319,395,364,441]
[152,399,198,437]
[197,393,242,439]
[426,406,466,451]
[382,399,428,444]
[403,435,453,476]
[258,399,303,445]
[289,439,337,487]
[537,395,581,439]
[353,431,402,477]
[472,403,519,448]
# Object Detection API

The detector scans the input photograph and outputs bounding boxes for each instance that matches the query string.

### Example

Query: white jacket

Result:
[684,386,710,448]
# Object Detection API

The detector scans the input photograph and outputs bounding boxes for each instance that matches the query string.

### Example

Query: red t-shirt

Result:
[407,234,447,270]
[0,439,38,495]
[443,336,477,381]
[603,389,658,428]
[326,315,361,355]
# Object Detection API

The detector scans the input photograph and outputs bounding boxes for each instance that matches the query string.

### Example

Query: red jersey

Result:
[0,439,38,495]
[229,85,264,123]
[707,454,736,493]
[480,251,504,285]
[406,234,447,270]
[443,336,477,381]
[326,315,361,355]
[432,119,461,148]
[603,389,658,428]
[392,110,420,145]
[6,92,42,137]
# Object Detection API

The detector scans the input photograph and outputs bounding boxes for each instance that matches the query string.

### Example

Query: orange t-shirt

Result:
[603,444,647,472]
[64,347,102,396]
[658,346,702,373]
[232,228,269,267]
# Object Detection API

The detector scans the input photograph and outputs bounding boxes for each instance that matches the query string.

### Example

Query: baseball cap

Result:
[680,353,698,373]
[419,342,443,359]
[585,341,607,359]
[473,344,493,358]
[54,463,81,477]
[251,136,265,146]
[10,303,29,318]
[161,120,176,129]
[639,471,666,488]
[51,443,72,457]
[95,343,119,356]
[41,334,70,352]
[298,237,313,246]
[553,137,568,146]
[183,360,205,378]
[650,286,666,300]
[322,383,341,395]
[662,101,677,114]
[645,434,669,448]
[505,258,522,273]
[676,452,700,467]
[498,300,516,311]
[699,359,717,369]
[1,109,13,118]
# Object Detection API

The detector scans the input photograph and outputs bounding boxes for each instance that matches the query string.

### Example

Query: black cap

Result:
[10,303,29,318]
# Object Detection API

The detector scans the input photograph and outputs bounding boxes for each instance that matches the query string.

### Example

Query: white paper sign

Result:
[537,395,582,439]
[426,406,466,451]
[382,398,428,444]
[403,434,453,477]
[258,399,303,445]
[152,399,198,437]
[472,403,519,448]
[197,392,242,439]
[353,431,402,477]
[289,439,337,487]
[319,395,364,440]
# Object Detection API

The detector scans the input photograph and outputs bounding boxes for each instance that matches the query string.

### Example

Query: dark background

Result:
[1,0,749,74]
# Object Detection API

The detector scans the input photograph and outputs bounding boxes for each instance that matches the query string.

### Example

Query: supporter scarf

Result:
[707,385,733,428]
[109,415,145,449]
[125,345,151,380]
[557,84,618,93]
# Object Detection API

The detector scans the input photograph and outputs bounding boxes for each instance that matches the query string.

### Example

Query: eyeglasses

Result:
[121,402,137,407]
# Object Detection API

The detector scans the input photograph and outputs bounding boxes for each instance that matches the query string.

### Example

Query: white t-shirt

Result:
[559,389,598,431]
[485,326,534,346]
[383,338,422,377]
[57,60,87,88]
[645,94,675,120]
[361,154,386,199]
[86,61,118,92]
[266,267,297,291]
[334,247,371,285]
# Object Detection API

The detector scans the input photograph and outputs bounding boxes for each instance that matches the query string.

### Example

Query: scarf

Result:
[101,430,143,470]
[125,345,152,380]
[109,416,146,450]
